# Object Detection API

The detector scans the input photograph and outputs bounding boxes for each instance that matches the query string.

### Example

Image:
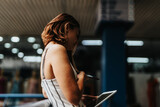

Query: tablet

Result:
[94,90,117,107]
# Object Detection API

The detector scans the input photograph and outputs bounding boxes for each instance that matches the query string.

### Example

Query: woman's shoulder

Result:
[47,43,67,55]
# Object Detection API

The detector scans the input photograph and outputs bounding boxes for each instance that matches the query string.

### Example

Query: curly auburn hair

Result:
[41,13,80,47]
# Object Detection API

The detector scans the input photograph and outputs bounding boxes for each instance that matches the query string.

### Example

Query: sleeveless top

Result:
[41,48,84,107]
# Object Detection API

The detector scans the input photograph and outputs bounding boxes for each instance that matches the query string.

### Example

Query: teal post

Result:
[97,21,133,107]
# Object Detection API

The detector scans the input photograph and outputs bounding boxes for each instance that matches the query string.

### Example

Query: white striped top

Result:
[41,48,84,107]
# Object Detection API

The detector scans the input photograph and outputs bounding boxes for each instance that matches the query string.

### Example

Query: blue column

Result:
[99,21,133,107]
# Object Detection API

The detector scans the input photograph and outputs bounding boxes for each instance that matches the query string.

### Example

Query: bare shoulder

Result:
[47,44,67,55]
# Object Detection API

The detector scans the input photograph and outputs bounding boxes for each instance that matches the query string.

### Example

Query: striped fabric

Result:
[41,48,85,107]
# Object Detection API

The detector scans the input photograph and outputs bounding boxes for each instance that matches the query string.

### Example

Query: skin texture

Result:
[40,28,85,106]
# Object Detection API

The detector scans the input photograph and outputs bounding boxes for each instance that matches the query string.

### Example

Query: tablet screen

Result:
[94,90,117,107]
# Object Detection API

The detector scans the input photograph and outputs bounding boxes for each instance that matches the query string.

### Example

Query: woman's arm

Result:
[42,88,48,98]
[48,44,85,106]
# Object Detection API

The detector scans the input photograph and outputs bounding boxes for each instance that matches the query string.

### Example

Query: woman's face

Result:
[66,28,79,53]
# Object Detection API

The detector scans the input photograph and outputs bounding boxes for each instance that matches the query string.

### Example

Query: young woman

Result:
[40,13,97,107]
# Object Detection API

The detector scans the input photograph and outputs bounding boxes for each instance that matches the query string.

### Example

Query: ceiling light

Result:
[23,56,41,62]
[27,37,36,43]
[124,40,144,46]
[37,48,43,54]
[11,48,19,54]
[82,40,103,46]
[0,36,3,42]
[18,52,24,58]
[127,57,149,63]
[11,36,20,43]
[0,54,4,59]
[33,44,40,49]
[4,43,11,48]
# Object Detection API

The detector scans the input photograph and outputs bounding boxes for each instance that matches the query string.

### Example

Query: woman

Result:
[40,13,96,107]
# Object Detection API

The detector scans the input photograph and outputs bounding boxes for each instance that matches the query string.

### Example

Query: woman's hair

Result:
[41,13,80,47]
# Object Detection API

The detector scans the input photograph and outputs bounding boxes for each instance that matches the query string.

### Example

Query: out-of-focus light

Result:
[37,48,43,54]
[23,56,41,62]
[4,43,11,48]
[11,48,19,54]
[127,57,149,63]
[33,44,40,49]
[11,36,20,43]
[27,37,36,43]
[18,52,24,58]
[82,40,103,46]
[0,36,3,42]
[0,54,4,59]
[124,40,144,46]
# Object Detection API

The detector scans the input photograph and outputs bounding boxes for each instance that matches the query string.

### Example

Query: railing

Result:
[0,94,44,107]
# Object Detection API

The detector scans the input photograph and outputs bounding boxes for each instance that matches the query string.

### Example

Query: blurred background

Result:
[0,0,160,107]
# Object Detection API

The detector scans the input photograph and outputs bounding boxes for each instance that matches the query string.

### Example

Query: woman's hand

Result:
[77,71,90,82]
[77,71,85,80]
[81,94,98,107]
[78,72,98,106]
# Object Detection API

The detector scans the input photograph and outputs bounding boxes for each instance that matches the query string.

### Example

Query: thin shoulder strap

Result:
[41,48,49,79]
[70,63,78,80]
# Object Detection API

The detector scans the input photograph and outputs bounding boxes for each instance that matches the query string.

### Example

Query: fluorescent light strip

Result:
[127,57,149,63]
[4,43,11,48]
[33,44,40,49]
[0,36,3,42]
[37,48,43,54]
[28,37,36,43]
[82,40,103,46]
[12,48,19,54]
[0,54,4,59]
[18,52,24,58]
[23,56,41,62]
[125,40,144,46]
[11,36,20,43]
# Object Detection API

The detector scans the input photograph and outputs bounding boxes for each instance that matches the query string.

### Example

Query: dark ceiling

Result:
[127,0,160,39]
[0,0,159,38]
[0,0,160,58]
[0,0,98,36]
